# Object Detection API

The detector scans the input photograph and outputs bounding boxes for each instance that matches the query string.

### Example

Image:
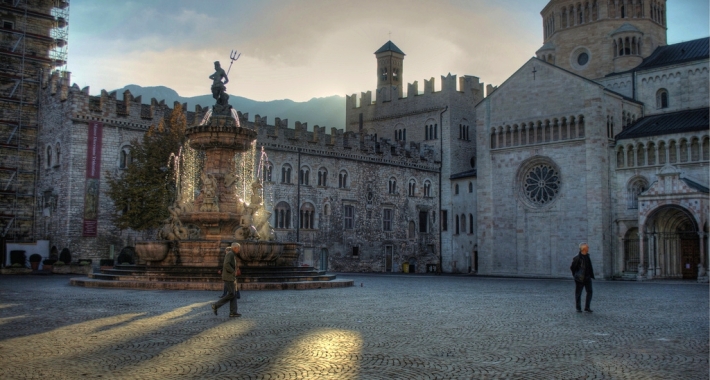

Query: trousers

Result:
[214,280,238,314]
[575,279,593,310]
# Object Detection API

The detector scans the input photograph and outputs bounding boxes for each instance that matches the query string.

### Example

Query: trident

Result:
[226,50,241,76]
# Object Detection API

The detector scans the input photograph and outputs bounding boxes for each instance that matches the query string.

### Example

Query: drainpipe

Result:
[296,148,301,243]
[438,106,448,274]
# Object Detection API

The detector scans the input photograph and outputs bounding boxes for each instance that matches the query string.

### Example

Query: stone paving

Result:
[0,274,707,379]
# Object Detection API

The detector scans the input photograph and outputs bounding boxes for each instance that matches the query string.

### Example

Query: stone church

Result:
[29,0,709,280]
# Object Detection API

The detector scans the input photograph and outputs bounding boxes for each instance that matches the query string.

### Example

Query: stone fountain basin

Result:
[136,241,170,262]
[179,211,243,224]
[237,241,285,264]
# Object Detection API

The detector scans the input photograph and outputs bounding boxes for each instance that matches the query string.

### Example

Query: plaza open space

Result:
[0,274,707,379]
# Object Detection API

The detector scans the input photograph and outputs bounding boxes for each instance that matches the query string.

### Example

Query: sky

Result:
[66,0,709,102]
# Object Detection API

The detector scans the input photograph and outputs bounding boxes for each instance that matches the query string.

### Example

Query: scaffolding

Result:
[0,0,69,243]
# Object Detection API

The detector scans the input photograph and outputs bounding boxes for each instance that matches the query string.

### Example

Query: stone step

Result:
[89,272,337,283]
[70,276,354,291]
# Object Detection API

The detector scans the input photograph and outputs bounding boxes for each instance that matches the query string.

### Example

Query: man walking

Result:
[212,242,241,317]
[570,242,594,313]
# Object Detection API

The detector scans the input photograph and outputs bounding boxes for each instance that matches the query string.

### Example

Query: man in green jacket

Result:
[212,242,241,317]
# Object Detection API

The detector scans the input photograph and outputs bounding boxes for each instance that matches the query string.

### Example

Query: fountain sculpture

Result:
[135,56,298,268]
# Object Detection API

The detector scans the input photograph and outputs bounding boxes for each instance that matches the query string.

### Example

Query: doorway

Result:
[384,245,393,272]
[319,248,328,271]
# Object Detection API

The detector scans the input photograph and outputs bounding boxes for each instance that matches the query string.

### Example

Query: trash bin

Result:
[402,262,409,273]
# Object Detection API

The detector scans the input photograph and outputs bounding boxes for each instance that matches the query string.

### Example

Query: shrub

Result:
[78,259,92,266]
[29,254,42,263]
[11,263,23,268]
[54,261,65,266]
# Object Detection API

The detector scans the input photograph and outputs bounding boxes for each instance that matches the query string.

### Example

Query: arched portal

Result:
[643,205,700,279]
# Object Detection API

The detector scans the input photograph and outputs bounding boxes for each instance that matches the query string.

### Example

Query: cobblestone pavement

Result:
[0,274,707,379]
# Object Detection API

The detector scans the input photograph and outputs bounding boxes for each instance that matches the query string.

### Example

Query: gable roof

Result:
[478,57,642,107]
[608,37,709,77]
[615,107,709,140]
[375,41,405,55]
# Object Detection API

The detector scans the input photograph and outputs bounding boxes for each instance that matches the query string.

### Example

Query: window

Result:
[470,157,476,169]
[263,163,273,182]
[419,211,428,233]
[460,214,466,234]
[274,201,291,229]
[468,182,473,193]
[338,170,348,188]
[281,164,292,184]
[657,89,669,109]
[627,178,648,209]
[455,183,459,195]
[300,202,315,229]
[352,246,359,258]
[381,67,388,82]
[469,214,474,234]
[388,177,397,194]
[455,214,460,234]
[55,143,61,167]
[318,168,327,186]
[408,179,416,197]
[119,146,131,169]
[441,210,448,231]
[344,205,354,229]
[392,68,398,82]
[423,180,431,197]
[3,21,13,30]
[46,145,52,168]
[299,167,309,186]
[383,208,393,231]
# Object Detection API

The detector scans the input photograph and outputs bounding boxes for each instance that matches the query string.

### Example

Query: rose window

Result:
[523,163,560,206]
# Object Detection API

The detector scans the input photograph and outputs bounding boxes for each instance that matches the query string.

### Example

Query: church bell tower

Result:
[375,40,405,99]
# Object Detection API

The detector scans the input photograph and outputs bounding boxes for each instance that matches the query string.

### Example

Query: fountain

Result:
[72,56,352,291]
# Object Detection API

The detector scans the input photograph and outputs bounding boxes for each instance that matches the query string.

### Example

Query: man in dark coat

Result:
[212,242,241,317]
[570,242,595,313]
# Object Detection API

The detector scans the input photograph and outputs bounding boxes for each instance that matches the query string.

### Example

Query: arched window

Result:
[460,213,466,234]
[381,67,388,82]
[318,168,327,187]
[388,177,397,194]
[455,215,460,235]
[263,162,273,182]
[657,88,669,109]
[46,145,52,168]
[454,183,459,195]
[338,170,348,188]
[299,166,310,186]
[408,221,416,239]
[55,143,61,167]
[408,179,416,197]
[468,182,473,193]
[627,177,648,209]
[300,202,315,229]
[424,180,431,197]
[119,146,131,169]
[274,201,291,229]
[469,214,474,234]
[281,164,292,184]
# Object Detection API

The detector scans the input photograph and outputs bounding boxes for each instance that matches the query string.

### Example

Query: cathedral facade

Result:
[30,0,709,280]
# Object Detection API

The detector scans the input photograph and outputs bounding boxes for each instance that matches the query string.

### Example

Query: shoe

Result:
[584,308,593,313]
[211,304,218,315]
[229,313,242,318]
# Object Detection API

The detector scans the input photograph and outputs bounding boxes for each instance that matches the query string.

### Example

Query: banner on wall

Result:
[82,121,103,237]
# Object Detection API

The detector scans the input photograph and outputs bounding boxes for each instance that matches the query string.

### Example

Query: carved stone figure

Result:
[209,61,230,114]
[158,205,188,241]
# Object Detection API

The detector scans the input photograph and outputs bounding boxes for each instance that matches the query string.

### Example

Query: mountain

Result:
[112,84,346,131]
